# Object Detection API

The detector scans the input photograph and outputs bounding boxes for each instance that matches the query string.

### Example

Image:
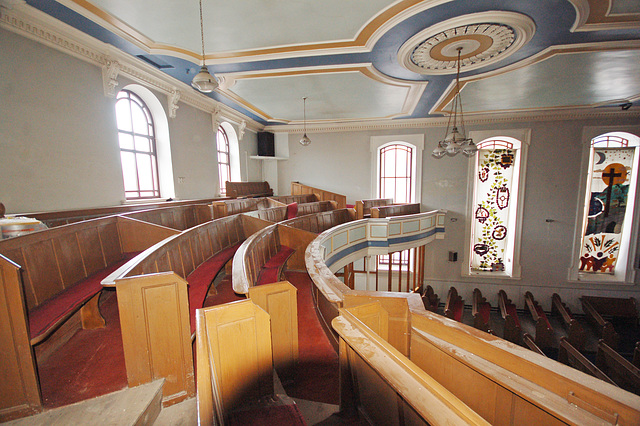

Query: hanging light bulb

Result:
[191,0,218,93]
[432,47,475,158]
[299,96,311,146]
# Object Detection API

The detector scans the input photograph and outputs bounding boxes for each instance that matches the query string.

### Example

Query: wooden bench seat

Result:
[370,203,420,218]
[498,289,521,344]
[445,286,464,322]
[28,252,136,344]
[559,337,617,386]
[472,288,493,334]
[256,245,295,285]
[525,291,555,349]
[552,293,586,351]
[421,285,439,312]
[354,198,393,219]
[226,181,273,198]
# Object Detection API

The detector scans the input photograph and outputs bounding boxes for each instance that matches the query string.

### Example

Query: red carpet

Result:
[37,289,128,408]
[283,271,339,405]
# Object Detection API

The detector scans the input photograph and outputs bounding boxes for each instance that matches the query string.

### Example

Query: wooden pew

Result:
[269,193,318,205]
[581,296,620,350]
[472,288,493,334]
[552,293,587,351]
[211,197,272,218]
[226,181,273,198]
[20,197,221,228]
[334,302,489,425]
[498,289,521,344]
[103,214,254,406]
[421,285,439,313]
[0,216,176,421]
[559,337,617,386]
[581,296,639,325]
[195,300,304,425]
[444,286,464,322]
[290,181,347,209]
[281,208,354,234]
[354,198,393,219]
[524,291,555,349]
[370,203,420,218]
[596,340,640,395]
[523,333,547,356]
[243,200,337,223]
[119,204,213,230]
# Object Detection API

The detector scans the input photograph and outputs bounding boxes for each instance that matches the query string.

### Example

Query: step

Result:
[5,380,164,426]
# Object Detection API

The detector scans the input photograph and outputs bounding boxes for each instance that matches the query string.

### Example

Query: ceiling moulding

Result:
[263,108,639,134]
[567,0,640,32]
[53,0,457,65]
[430,39,640,116]
[218,64,428,123]
[0,2,262,133]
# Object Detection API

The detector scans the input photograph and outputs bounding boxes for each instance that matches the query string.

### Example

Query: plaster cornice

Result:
[0,2,262,132]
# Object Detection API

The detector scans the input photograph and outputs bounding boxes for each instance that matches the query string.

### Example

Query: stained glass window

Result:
[115,90,160,199]
[579,133,639,276]
[216,126,231,195]
[470,138,522,273]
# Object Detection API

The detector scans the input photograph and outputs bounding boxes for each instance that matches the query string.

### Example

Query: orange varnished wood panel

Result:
[76,226,106,275]
[21,239,62,307]
[277,225,317,270]
[116,272,195,406]
[0,255,41,421]
[249,281,299,380]
[195,300,273,425]
[116,217,179,254]
[52,232,86,287]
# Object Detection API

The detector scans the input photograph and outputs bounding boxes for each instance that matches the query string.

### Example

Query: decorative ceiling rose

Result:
[398,12,536,75]
[411,24,515,71]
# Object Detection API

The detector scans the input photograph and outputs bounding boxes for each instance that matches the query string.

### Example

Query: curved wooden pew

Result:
[211,197,274,218]
[119,204,213,230]
[370,202,420,218]
[0,215,176,421]
[243,200,337,223]
[306,216,640,425]
[354,197,393,219]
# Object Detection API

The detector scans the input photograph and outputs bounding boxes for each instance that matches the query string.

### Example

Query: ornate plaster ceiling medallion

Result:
[399,12,536,75]
[411,24,515,71]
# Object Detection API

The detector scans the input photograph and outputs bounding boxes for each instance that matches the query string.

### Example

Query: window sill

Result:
[121,198,173,205]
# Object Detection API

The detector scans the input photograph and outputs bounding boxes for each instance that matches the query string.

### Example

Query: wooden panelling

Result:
[370,203,420,218]
[290,182,347,209]
[77,226,106,275]
[116,272,194,406]
[249,282,299,380]
[98,222,123,266]
[52,232,85,287]
[343,302,389,340]
[0,255,41,422]
[116,217,179,253]
[277,225,317,270]
[195,300,273,425]
[21,240,62,307]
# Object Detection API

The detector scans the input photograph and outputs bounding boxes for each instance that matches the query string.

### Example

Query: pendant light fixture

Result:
[299,97,311,146]
[191,0,218,93]
[432,47,477,158]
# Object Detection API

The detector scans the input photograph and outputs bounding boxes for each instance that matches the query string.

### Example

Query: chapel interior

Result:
[1,0,640,425]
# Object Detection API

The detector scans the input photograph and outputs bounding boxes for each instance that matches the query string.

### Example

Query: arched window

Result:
[575,131,640,282]
[115,90,160,199]
[465,129,529,278]
[379,143,414,203]
[216,126,231,196]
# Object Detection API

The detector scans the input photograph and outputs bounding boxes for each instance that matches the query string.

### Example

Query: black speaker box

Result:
[257,132,275,157]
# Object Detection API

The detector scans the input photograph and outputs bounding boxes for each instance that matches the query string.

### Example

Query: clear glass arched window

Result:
[378,143,415,203]
[115,90,160,199]
[216,126,231,195]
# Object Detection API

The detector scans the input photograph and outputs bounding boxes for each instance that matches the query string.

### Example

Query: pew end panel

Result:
[525,292,555,349]
[248,281,299,382]
[596,340,640,395]
[195,300,274,425]
[498,289,522,345]
[116,216,180,253]
[581,297,620,350]
[472,288,493,335]
[559,337,617,386]
[277,224,318,271]
[333,308,489,426]
[116,272,195,407]
[410,310,640,425]
[444,286,465,323]
[0,255,42,422]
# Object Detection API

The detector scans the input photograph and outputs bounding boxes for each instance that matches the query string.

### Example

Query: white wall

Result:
[0,28,260,213]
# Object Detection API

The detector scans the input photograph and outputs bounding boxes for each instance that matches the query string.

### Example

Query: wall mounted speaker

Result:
[257,132,275,157]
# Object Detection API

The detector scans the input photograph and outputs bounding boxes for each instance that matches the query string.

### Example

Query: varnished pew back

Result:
[281,208,353,233]
[370,203,420,218]
[120,204,212,230]
[354,198,393,219]
[269,194,317,205]
[211,197,272,218]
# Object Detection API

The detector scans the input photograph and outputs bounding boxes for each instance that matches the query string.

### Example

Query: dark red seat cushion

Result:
[286,202,298,219]
[187,242,242,334]
[505,303,520,328]
[257,246,294,286]
[479,303,491,324]
[28,252,138,341]
[452,299,464,322]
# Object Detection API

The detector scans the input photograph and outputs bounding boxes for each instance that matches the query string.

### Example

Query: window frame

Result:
[115,89,161,200]
[569,126,640,285]
[370,134,423,204]
[216,126,232,196]
[463,128,530,280]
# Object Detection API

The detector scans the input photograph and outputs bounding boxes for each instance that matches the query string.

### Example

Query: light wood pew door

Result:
[115,272,195,406]
[0,255,41,421]
[195,300,274,426]
[248,281,298,382]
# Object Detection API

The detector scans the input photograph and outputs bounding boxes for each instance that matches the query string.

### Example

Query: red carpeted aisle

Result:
[283,271,339,405]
